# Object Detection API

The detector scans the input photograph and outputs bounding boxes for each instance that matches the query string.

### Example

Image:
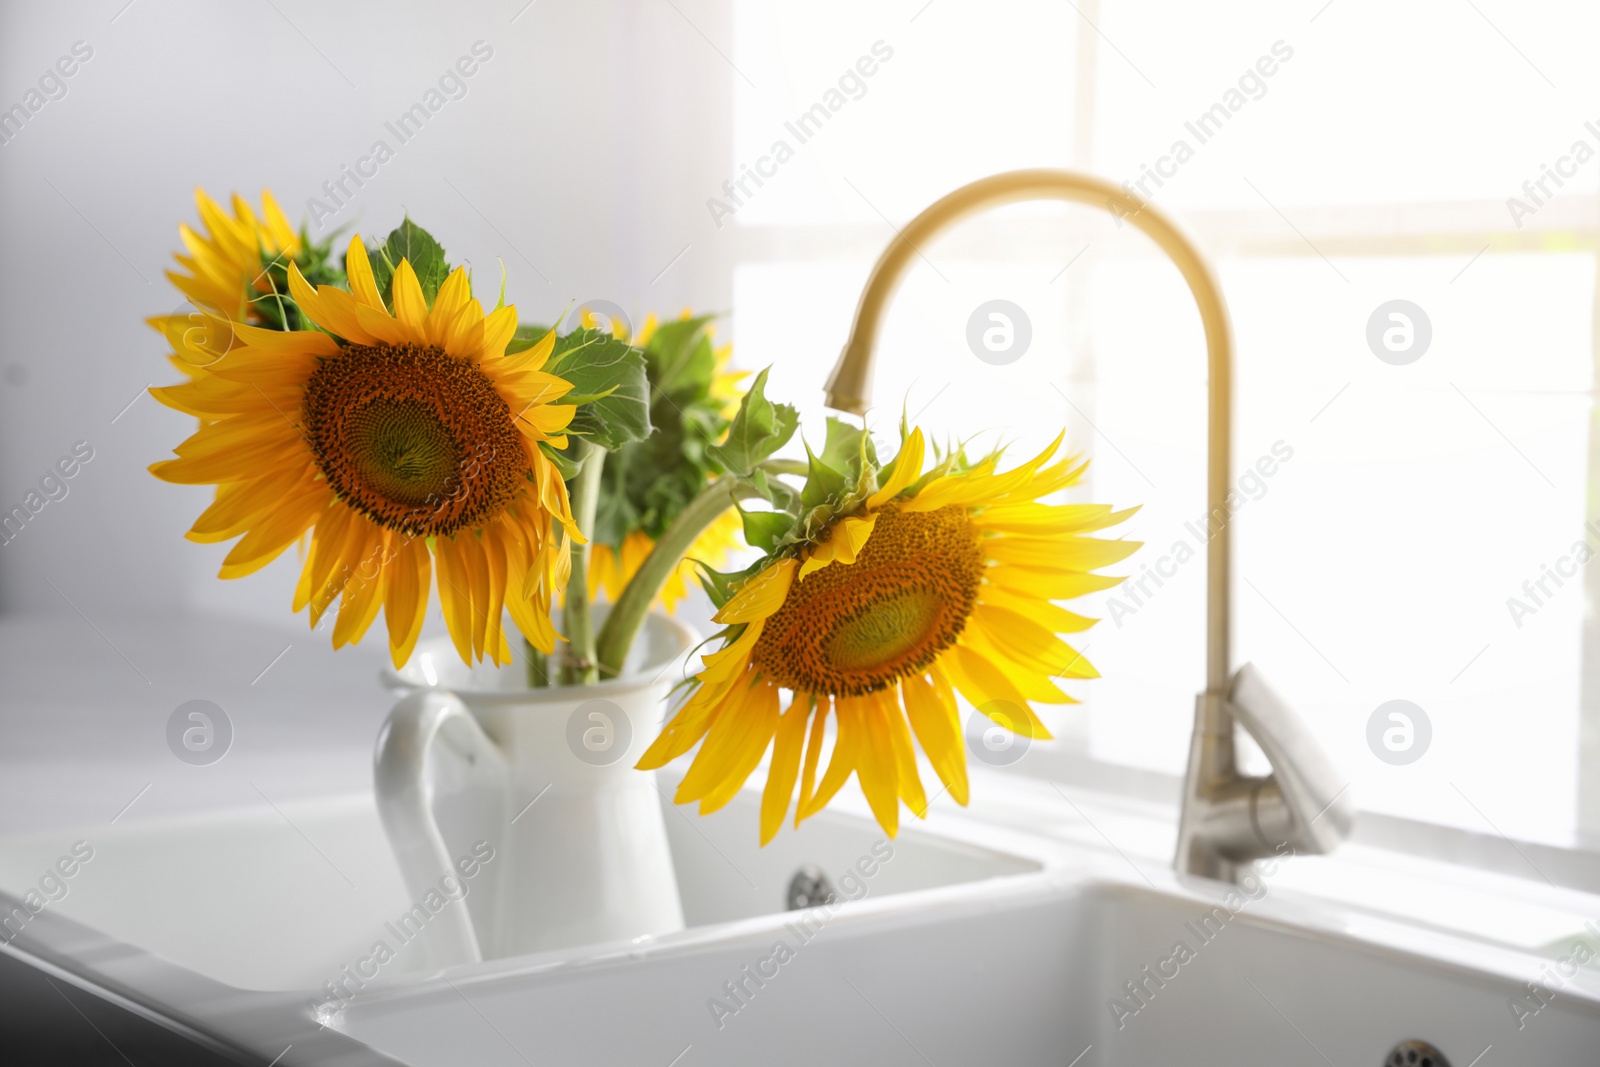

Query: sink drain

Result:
[1385,1040,1450,1067]
[786,866,836,910]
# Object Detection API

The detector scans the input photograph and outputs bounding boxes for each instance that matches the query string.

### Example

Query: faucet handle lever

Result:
[1227,663,1354,854]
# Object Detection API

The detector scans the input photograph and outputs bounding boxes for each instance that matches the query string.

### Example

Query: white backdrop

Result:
[0,0,739,627]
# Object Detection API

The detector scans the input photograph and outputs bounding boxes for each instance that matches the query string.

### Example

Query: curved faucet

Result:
[823,169,1353,884]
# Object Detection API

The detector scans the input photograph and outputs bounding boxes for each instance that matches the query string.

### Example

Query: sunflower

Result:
[149,189,343,374]
[149,234,579,668]
[637,427,1137,842]
[167,188,299,322]
[580,309,751,613]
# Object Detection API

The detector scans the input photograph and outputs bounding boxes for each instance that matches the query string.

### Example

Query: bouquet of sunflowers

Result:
[150,190,1136,842]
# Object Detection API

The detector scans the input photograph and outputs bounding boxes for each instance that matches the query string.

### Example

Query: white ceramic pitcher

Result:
[374,612,694,965]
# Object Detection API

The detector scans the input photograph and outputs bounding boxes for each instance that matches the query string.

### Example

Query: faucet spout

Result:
[823,168,1234,693]
[1227,663,1354,854]
[827,170,1352,884]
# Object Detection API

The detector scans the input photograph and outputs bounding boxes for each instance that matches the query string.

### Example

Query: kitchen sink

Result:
[0,773,1043,995]
[1,772,1596,1065]
[335,845,1600,1067]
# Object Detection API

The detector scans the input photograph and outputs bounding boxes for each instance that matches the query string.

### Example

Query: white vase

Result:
[373,612,694,966]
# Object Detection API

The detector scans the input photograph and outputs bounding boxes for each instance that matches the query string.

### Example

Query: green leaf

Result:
[819,417,878,483]
[591,478,642,548]
[745,467,799,512]
[799,437,849,515]
[255,227,343,333]
[799,417,883,512]
[737,504,795,553]
[707,367,798,475]
[645,315,718,400]
[749,467,771,501]
[547,328,653,452]
[368,219,451,309]
[696,559,765,611]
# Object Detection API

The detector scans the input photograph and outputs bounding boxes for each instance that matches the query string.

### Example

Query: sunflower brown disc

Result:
[751,504,985,696]
[303,343,527,537]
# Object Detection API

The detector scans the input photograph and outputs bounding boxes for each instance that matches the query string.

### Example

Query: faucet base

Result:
[1174,666,1354,883]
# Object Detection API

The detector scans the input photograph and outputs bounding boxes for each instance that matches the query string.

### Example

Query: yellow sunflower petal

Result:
[799,696,861,823]
[637,671,743,771]
[216,485,325,578]
[971,603,1100,680]
[186,460,315,543]
[480,525,512,667]
[799,512,878,579]
[698,618,766,689]
[458,531,492,662]
[976,583,1097,633]
[501,324,556,372]
[987,566,1127,600]
[477,305,519,362]
[796,696,831,826]
[312,286,384,346]
[676,676,777,806]
[260,191,298,252]
[941,645,1053,741]
[158,439,304,490]
[903,668,969,806]
[295,503,354,614]
[973,502,1135,534]
[761,694,811,845]
[853,696,901,837]
[384,536,430,668]
[713,557,798,624]
[984,535,1141,572]
[698,691,782,816]
[389,260,428,336]
[345,236,386,310]
[232,320,340,355]
[433,535,477,665]
[427,267,473,349]
[959,624,1077,704]
[867,427,924,509]
[351,300,410,345]
[880,689,927,817]
[332,530,389,649]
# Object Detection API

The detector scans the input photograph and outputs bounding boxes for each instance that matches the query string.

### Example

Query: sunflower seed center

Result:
[302,343,527,536]
[750,504,984,696]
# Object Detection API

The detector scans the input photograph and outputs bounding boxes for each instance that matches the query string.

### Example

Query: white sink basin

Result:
[2,773,1597,1065]
[340,880,1600,1067]
[332,824,1600,1067]
[0,774,1041,994]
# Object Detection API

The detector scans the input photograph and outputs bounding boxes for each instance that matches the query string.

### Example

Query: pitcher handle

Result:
[374,689,510,968]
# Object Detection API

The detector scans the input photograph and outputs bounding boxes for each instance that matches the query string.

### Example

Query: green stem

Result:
[761,458,808,478]
[524,638,549,688]
[595,471,780,679]
[559,440,605,686]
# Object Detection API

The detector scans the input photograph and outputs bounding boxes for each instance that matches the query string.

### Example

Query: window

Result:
[727,0,1600,851]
